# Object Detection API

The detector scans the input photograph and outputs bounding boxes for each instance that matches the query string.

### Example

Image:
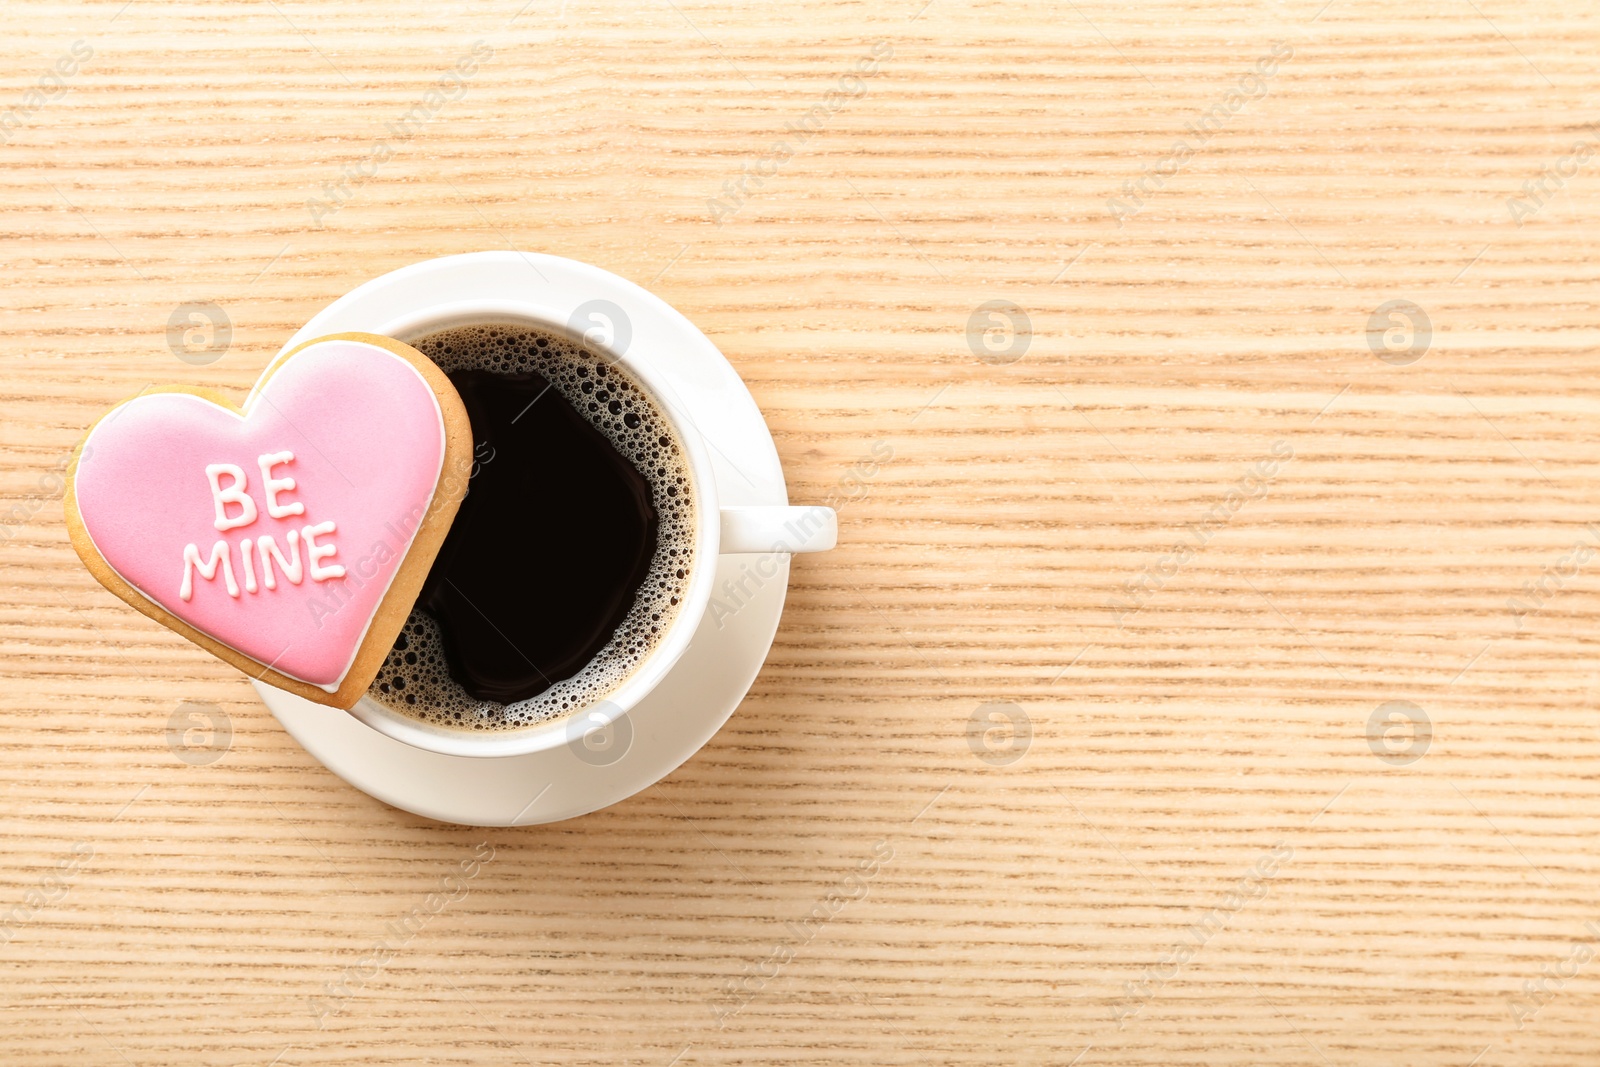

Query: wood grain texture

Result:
[2,1,1599,1064]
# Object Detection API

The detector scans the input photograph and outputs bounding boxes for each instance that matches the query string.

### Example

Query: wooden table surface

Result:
[4,1,1599,1063]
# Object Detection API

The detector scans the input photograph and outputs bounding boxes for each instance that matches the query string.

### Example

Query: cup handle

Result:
[719,506,838,554]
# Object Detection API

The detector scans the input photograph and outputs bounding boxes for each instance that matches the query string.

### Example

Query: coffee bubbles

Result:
[367,322,697,732]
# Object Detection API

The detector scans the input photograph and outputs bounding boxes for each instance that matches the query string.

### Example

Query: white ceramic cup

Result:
[323,281,836,759]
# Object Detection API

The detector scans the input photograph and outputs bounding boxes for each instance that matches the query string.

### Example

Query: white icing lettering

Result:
[257,451,304,519]
[180,540,239,601]
[178,454,358,606]
[239,537,258,594]
[302,521,345,582]
[257,530,303,589]
[205,463,257,531]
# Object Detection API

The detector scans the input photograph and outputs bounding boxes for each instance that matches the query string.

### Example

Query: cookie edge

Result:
[62,333,473,710]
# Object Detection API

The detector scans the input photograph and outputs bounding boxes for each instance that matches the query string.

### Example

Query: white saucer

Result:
[252,253,792,826]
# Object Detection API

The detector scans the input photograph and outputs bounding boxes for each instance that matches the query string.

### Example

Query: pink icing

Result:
[73,340,447,691]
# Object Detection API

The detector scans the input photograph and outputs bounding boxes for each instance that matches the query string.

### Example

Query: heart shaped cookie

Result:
[65,332,473,709]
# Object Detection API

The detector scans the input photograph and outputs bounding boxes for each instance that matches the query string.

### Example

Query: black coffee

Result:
[419,367,659,701]
[368,323,697,731]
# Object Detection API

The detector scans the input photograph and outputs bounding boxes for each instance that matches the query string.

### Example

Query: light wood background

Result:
[3,1,1599,1063]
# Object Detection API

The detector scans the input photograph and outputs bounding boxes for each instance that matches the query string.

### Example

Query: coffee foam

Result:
[367,322,697,731]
